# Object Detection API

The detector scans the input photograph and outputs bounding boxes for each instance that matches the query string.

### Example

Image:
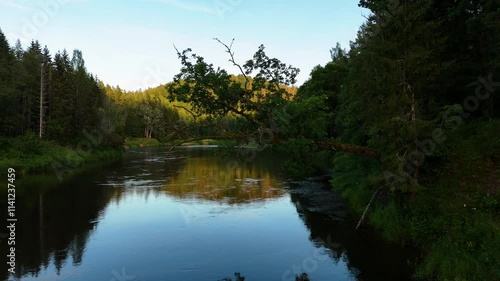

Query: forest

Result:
[0,0,499,280]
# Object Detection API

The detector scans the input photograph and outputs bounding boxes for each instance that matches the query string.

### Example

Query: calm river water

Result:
[1,147,415,281]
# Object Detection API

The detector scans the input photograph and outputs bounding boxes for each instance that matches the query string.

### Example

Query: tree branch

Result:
[213,38,251,92]
[167,134,379,158]
[315,141,379,158]
[170,134,252,146]
[173,105,201,120]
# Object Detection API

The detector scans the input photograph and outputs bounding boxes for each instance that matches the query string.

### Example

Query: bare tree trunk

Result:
[356,188,381,230]
[39,63,44,138]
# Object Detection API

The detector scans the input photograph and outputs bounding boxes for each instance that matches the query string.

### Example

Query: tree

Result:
[139,98,163,139]
[167,39,378,158]
[167,39,299,128]
[296,47,349,137]
[0,28,18,136]
[46,50,74,141]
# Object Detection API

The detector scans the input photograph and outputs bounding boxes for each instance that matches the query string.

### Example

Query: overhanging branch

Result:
[169,134,379,158]
[316,141,379,158]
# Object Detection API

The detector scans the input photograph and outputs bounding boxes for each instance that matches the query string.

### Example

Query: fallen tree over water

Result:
[171,135,379,159]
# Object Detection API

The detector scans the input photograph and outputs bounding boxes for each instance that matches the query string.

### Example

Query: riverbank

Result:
[332,119,500,280]
[124,137,244,148]
[4,146,416,281]
[0,134,122,177]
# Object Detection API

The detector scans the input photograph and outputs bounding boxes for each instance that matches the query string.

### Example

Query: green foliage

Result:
[323,1,500,279]
[166,39,299,137]
[370,203,408,243]
[0,136,121,176]
[124,137,162,148]
[296,55,348,137]
[282,95,329,139]
[15,131,45,155]
[414,211,499,281]
[102,84,182,141]
[0,30,126,178]
[0,30,114,145]
[275,137,329,178]
[2,1,498,278]
[440,119,500,161]
[331,153,380,210]
[334,119,500,280]
[165,39,343,178]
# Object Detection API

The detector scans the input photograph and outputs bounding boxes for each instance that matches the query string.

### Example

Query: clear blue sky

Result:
[0,0,369,91]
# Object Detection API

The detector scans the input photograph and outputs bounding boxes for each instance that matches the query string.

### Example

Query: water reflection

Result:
[0,167,116,281]
[287,180,416,280]
[101,147,286,204]
[161,149,285,204]
[0,147,414,281]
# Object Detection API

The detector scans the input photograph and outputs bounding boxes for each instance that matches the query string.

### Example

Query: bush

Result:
[0,134,122,177]
[15,132,45,155]
[332,119,500,281]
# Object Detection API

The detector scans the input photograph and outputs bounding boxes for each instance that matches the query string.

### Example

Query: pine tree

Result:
[0,28,17,136]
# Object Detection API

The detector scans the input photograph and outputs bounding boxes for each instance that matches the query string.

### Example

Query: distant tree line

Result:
[0,29,118,144]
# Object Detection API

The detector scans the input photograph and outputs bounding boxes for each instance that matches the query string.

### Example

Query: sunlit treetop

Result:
[166,38,300,126]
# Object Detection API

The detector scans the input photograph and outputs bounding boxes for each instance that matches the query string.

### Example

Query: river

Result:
[1,147,416,281]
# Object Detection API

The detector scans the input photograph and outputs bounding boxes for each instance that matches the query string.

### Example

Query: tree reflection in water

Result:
[2,147,416,281]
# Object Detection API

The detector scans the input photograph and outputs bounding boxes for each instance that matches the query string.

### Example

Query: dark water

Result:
[1,147,415,281]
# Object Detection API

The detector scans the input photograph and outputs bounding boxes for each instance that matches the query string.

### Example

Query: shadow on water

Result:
[0,163,118,281]
[0,147,284,281]
[218,272,311,281]
[0,147,417,281]
[286,179,419,281]
[216,178,419,281]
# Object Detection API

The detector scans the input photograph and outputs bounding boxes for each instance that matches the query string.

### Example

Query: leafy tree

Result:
[295,47,349,137]
[166,39,299,132]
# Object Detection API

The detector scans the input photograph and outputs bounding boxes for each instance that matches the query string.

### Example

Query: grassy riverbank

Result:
[124,137,241,148]
[0,133,122,177]
[332,119,500,281]
[124,137,164,148]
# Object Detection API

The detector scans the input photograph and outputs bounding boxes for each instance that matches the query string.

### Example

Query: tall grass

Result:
[332,119,500,280]
[0,133,122,177]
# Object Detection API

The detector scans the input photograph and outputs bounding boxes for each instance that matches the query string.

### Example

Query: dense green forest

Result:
[0,30,124,176]
[1,0,499,280]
